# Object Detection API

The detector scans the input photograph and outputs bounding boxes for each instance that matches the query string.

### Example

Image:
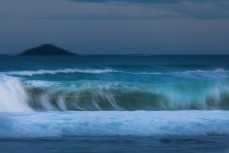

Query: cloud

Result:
[53,0,229,20]
[71,0,177,4]
[71,0,228,4]
[0,0,229,20]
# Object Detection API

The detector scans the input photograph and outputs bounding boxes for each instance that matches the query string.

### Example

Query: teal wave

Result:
[25,80,229,111]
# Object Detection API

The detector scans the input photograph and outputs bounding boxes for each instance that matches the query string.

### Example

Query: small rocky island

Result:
[20,44,75,56]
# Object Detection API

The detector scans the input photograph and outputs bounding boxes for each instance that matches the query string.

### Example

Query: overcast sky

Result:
[0,0,229,54]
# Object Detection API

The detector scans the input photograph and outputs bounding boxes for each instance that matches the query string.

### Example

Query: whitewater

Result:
[0,55,229,139]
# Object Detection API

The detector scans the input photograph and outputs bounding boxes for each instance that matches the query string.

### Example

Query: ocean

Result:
[0,55,229,153]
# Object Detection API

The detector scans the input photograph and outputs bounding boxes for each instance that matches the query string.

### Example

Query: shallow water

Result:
[0,136,228,153]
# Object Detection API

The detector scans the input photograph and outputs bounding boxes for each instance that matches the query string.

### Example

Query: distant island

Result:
[20,44,76,56]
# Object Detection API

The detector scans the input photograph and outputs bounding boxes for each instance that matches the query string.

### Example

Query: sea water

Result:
[0,55,229,153]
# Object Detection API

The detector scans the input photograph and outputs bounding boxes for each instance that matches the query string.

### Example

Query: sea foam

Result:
[6,68,114,76]
[4,68,229,79]
[0,75,31,112]
[0,111,228,137]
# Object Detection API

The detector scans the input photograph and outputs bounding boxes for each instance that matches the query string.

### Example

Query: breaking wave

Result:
[3,67,229,79]
[0,75,31,112]
[0,75,229,112]
[6,68,114,76]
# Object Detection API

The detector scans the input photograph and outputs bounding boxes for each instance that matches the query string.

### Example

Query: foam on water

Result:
[0,56,229,140]
[0,75,31,112]
[0,111,228,137]
[6,68,114,76]
[4,68,229,79]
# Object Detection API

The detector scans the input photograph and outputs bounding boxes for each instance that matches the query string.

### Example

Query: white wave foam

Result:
[0,75,32,112]
[166,69,229,80]
[25,80,58,87]
[4,68,229,79]
[115,69,229,75]
[118,71,162,75]
[0,111,228,137]
[6,68,114,76]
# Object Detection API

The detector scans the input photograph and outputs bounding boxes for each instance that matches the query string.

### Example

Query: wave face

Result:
[1,56,229,112]
[26,81,229,111]
[0,75,229,111]
[0,111,228,137]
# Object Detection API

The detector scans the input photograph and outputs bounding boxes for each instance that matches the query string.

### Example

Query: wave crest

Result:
[0,75,31,112]
[6,68,114,76]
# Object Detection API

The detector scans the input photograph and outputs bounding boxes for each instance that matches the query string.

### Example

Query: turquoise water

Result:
[1,55,229,111]
[0,55,229,152]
